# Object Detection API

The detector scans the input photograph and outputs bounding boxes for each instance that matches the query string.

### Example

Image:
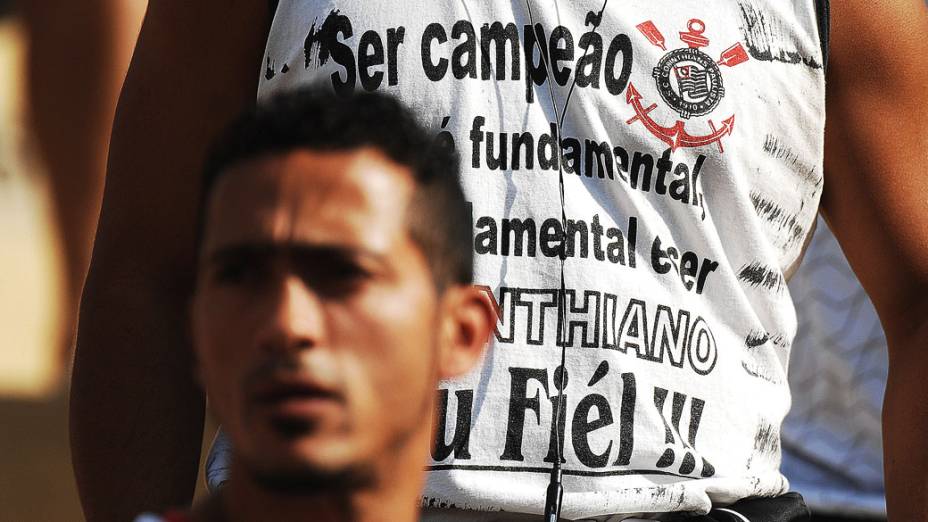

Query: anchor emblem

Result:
[627,19,749,153]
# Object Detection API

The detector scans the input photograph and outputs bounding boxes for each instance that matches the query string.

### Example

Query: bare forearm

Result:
[883,317,928,521]
[70,1,271,520]
[818,0,928,518]
[71,275,205,520]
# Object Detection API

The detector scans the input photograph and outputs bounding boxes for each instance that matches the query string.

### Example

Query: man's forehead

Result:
[202,148,416,254]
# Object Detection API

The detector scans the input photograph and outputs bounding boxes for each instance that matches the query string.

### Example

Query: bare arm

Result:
[820,0,928,519]
[22,0,145,361]
[70,2,272,520]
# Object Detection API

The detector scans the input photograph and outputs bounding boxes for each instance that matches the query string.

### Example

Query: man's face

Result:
[192,149,441,485]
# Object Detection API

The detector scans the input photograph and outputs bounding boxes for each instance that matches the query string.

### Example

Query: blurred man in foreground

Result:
[137,89,494,522]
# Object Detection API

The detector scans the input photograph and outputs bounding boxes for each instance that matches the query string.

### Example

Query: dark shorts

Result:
[812,513,886,522]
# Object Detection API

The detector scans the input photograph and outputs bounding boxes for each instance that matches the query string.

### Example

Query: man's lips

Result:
[250,375,344,422]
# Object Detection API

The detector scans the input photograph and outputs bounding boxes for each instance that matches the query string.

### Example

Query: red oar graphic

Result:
[718,43,749,67]
[636,21,666,51]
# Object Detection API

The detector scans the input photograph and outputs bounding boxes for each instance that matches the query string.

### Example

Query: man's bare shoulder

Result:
[827,0,926,87]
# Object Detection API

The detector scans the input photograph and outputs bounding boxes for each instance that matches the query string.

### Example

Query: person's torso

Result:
[257,1,827,518]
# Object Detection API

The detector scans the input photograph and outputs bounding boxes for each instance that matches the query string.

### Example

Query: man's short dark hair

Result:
[200,88,472,288]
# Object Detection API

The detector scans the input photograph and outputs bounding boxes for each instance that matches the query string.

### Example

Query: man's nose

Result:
[254,275,325,355]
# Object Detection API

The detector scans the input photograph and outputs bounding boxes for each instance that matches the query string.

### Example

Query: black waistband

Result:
[662,492,810,522]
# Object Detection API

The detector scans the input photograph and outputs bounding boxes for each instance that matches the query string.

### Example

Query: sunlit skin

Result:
[190,149,492,522]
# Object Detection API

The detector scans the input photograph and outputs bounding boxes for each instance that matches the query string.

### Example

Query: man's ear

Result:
[436,285,497,380]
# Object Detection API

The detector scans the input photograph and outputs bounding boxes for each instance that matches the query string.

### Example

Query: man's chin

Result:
[257,428,358,466]
[242,457,376,496]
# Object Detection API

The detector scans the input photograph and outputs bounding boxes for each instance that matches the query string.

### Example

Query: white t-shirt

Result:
[213,1,828,519]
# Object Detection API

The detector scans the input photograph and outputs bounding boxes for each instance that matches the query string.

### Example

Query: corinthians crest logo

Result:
[626,19,750,153]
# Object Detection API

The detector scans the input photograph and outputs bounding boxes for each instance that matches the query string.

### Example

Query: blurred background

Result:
[0,2,888,520]
[783,218,888,520]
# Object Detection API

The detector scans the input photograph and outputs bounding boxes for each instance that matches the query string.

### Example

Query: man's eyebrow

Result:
[207,243,276,265]
[206,242,387,266]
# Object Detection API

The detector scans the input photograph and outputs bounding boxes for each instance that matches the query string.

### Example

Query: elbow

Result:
[880,283,928,364]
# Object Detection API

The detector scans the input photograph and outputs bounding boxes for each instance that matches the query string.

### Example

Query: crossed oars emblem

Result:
[626,19,750,153]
